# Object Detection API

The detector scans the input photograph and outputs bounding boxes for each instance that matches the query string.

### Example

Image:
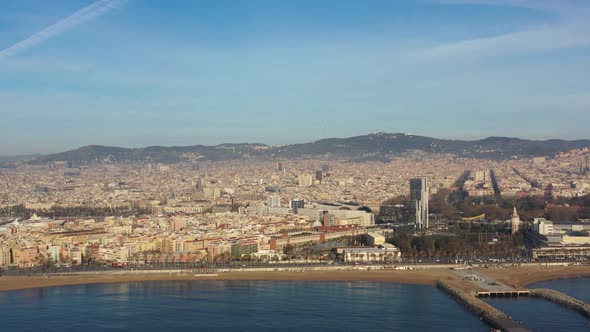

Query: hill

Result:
[24,133,590,164]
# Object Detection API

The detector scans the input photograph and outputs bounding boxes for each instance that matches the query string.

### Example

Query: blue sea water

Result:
[485,277,590,332]
[0,281,488,332]
[531,277,590,303]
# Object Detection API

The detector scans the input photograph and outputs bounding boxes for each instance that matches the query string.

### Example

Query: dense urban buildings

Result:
[1,148,589,268]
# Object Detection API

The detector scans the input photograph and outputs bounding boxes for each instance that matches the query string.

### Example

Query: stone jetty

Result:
[531,288,590,318]
[437,281,532,332]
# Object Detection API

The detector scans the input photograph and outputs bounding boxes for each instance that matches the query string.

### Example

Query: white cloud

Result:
[417,21,590,59]
[416,0,590,59]
[0,0,126,61]
[426,0,589,16]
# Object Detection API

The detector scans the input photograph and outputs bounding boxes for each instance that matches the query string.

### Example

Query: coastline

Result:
[475,265,590,288]
[0,269,452,292]
[2,265,590,293]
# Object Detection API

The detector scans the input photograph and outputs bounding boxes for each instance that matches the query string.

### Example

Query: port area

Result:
[438,269,537,331]
[437,280,532,332]
[530,288,590,318]
[452,269,530,298]
[442,268,590,331]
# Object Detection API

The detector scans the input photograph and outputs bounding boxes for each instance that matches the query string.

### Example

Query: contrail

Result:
[0,0,126,61]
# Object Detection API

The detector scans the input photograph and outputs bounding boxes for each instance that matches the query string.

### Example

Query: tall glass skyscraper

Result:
[410,178,429,229]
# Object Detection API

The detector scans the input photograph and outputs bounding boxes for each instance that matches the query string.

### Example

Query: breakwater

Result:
[531,288,590,318]
[437,281,532,332]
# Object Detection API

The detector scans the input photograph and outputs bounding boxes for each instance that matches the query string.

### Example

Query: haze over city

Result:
[1,0,590,154]
[2,2,590,332]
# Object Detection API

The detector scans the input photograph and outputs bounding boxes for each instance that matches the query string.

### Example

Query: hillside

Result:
[24,133,590,164]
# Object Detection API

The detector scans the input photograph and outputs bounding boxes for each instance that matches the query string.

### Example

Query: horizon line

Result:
[3,132,590,157]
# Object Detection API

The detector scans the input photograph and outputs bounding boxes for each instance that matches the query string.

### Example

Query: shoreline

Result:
[0,269,452,292]
[1,265,590,293]
[474,265,590,288]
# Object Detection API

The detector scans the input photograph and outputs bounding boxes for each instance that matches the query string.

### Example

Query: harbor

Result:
[437,281,532,332]
[531,288,590,318]
[438,268,590,331]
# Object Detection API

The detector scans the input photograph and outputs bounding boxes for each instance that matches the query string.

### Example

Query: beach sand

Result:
[0,269,455,292]
[1,265,589,292]
[475,265,590,288]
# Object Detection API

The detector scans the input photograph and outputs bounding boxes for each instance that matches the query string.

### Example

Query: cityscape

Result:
[1,141,590,270]
[2,0,590,331]
[2,139,590,330]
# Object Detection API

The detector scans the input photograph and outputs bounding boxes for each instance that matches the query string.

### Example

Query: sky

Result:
[0,0,589,154]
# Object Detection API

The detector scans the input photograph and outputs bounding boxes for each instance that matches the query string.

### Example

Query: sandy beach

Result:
[1,265,589,293]
[476,265,590,288]
[0,269,454,292]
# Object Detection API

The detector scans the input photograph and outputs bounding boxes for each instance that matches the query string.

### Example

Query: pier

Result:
[445,267,590,330]
[476,290,530,298]
[437,281,532,332]
[531,288,590,318]
[453,269,530,298]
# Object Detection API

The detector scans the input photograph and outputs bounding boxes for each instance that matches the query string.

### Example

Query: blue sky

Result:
[1,0,589,154]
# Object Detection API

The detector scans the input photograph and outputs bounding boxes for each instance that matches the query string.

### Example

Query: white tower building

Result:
[511,207,520,234]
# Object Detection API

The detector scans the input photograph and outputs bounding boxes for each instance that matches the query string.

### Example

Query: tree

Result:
[34,253,55,272]
[512,232,524,247]
[546,207,579,221]
[283,244,295,258]
[579,207,590,219]
[382,195,409,206]
[356,234,370,246]
[447,238,461,258]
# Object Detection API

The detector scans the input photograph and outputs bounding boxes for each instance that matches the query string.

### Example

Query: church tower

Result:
[511,207,520,234]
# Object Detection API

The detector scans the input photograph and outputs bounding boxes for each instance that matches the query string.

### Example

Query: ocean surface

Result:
[3,278,590,331]
[531,277,590,302]
[0,281,487,332]
[484,277,590,332]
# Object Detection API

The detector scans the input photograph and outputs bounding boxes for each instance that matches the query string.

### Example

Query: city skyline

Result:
[2,1,590,329]
[1,0,590,154]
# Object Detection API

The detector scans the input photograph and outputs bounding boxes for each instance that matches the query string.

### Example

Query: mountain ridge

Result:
[17,133,590,164]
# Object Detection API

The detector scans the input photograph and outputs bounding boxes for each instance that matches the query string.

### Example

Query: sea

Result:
[485,277,590,332]
[0,278,588,331]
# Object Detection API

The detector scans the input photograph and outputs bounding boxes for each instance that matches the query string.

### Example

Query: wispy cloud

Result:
[426,0,589,16]
[415,0,590,59]
[417,21,590,59]
[0,0,126,61]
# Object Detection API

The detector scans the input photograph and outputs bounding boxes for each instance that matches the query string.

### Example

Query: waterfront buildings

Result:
[366,232,385,246]
[532,218,590,236]
[339,246,401,263]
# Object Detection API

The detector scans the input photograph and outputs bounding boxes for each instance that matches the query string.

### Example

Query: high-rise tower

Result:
[267,195,281,208]
[410,177,429,230]
[315,170,323,182]
[290,199,305,214]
